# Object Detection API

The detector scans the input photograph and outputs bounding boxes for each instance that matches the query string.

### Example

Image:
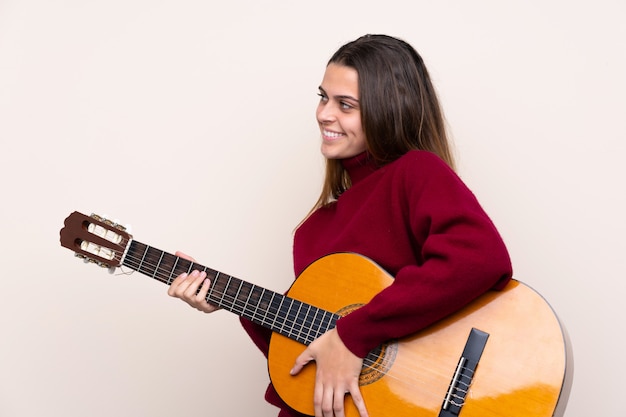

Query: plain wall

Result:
[1,0,624,416]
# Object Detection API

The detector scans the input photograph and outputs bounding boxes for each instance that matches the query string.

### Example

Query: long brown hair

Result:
[312,34,455,210]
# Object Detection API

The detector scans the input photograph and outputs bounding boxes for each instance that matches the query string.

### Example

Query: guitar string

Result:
[115,247,479,404]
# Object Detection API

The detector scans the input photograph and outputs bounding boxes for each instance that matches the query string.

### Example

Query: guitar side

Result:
[268,253,572,417]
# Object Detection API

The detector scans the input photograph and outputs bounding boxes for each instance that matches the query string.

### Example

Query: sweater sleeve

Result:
[335,152,513,358]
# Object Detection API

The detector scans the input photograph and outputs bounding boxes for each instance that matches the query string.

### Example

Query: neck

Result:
[122,239,340,345]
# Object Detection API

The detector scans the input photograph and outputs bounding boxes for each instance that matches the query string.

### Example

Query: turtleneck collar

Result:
[341,152,378,185]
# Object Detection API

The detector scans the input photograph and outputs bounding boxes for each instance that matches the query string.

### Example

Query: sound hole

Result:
[336,304,398,386]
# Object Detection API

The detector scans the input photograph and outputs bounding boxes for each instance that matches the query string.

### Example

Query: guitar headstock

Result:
[60,211,133,270]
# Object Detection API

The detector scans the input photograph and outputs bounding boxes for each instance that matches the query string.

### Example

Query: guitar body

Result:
[268,253,572,417]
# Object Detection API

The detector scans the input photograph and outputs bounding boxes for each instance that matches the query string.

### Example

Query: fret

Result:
[325,311,339,334]
[203,267,219,283]
[140,246,161,277]
[258,288,272,312]
[267,292,283,331]
[236,281,250,317]
[225,276,241,311]
[322,310,333,334]
[255,288,272,326]
[229,279,243,313]
[218,275,232,308]
[316,310,333,339]
[151,249,163,276]
[298,305,315,344]
[288,300,302,338]
[136,243,149,272]
[155,251,169,282]
[234,281,252,317]
[206,271,220,303]
[151,249,164,282]
[311,309,327,339]
[258,289,275,325]
[171,256,192,278]
[284,300,299,340]
[246,286,260,321]
[293,301,306,343]
[167,255,180,284]
[190,261,203,275]
[286,299,300,338]
[248,285,265,323]
[153,251,165,279]
[300,304,315,344]
[303,308,319,344]
[276,297,292,337]
[209,272,230,307]
[222,275,233,309]
[237,283,253,320]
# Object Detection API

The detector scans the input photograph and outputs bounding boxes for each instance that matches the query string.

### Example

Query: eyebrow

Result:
[318,86,360,102]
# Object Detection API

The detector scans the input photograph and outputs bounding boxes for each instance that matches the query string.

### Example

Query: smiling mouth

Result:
[322,129,345,139]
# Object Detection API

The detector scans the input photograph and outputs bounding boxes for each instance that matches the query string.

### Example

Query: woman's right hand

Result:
[167,251,220,313]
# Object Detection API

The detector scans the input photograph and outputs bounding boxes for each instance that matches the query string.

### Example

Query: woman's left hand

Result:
[290,329,369,417]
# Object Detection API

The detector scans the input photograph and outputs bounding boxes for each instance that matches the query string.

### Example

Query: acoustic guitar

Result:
[59,211,573,417]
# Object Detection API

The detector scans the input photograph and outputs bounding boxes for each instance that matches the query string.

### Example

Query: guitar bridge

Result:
[439,328,489,417]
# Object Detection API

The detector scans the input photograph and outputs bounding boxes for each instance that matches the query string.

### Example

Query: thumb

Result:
[290,348,314,376]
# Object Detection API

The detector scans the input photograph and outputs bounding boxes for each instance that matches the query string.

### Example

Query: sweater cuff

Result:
[334,310,376,358]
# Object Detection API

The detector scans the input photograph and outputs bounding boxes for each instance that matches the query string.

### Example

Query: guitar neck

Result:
[123,240,339,345]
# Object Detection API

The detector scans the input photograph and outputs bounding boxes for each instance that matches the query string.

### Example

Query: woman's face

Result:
[316,63,367,160]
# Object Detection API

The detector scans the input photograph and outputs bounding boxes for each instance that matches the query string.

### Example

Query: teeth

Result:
[324,130,344,138]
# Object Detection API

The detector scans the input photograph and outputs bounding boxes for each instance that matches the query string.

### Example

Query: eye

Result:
[340,101,353,110]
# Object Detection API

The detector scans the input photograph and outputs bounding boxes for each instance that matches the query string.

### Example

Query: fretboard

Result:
[122,240,340,345]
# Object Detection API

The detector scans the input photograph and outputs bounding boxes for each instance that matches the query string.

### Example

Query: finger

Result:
[312,379,325,417]
[167,272,189,296]
[182,271,207,299]
[169,270,202,299]
[174,251,195,261]
[313,375,338,417]
[332,387,347,417]
[290,349,313,376]
[348,385,369,417]
[195,276,211,303]
[320,384,336,417]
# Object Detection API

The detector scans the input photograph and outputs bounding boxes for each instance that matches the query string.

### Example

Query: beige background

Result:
[1,0,624,416]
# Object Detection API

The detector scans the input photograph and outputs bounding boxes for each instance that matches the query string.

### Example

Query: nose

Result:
[316,101,336,124]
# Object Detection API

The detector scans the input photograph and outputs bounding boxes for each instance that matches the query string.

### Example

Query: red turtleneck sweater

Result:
[240,150,512,416]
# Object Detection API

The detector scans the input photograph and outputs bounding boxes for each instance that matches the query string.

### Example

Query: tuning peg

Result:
[91,213,105,222]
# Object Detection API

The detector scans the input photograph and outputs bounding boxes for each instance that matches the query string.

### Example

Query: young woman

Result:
[168,34,513,417]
